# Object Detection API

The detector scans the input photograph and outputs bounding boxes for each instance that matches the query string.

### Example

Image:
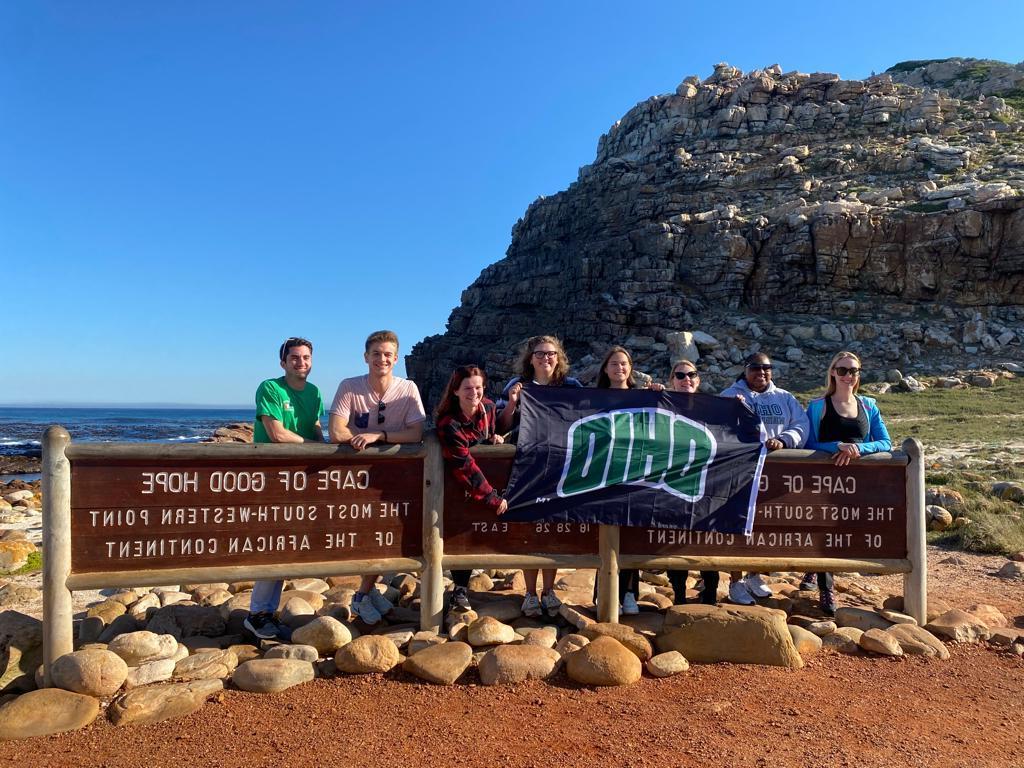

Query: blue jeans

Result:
[250,579,284,614]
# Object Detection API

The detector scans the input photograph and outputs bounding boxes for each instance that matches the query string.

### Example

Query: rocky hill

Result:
[408,59,1024,406]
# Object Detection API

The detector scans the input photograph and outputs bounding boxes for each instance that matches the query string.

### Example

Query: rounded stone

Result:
[0,688,100,739]
[859,628,904,656]
[566,636,642,686]
[173,649,238,681]
[466,616,517,647]
[290,616,352,655]
[403,641,472,685]
[107,631,180,667]
[478,645,560,685]
[231,659,315,693]
[334,635,401,674]
[580,622,653,661]
[109,679,223,725]
[265,644,320,663]
[646,650,690,678]
[51,649,129,697]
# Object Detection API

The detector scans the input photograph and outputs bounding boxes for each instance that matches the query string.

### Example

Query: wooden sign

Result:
[70,456,424,573]
[442,455,907,559]
[442,456,598,555]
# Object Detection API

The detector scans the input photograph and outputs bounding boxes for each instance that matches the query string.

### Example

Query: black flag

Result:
[502,387,766,535]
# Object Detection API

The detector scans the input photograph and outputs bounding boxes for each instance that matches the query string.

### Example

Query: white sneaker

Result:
[351,595,382,625]
[728,580,756,606]
[620,592,640,615]
[743,574,773,599]
[367,588,394,616]
[521,593,542,617]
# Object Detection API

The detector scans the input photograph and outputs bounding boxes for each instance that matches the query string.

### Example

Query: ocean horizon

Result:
[0,405,257,457]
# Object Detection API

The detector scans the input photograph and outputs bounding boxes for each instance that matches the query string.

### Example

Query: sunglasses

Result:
[532,350,558,359]
[673,371,700,380]
[747,364,773,372]
[377,400,386,424]
[833,366,861,377]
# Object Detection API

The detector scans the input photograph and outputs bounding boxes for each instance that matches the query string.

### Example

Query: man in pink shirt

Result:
[329,330,426,624]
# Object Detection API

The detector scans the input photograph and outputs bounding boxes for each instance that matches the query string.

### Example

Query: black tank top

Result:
[819,396,869,442]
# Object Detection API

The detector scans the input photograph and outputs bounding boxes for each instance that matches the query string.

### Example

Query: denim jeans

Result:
[250,579,284,614]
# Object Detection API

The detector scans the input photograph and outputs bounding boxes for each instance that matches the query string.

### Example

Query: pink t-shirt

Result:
[329,375,426,435]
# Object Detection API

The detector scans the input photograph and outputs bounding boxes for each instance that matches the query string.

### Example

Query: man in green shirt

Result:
[245,337,324,640]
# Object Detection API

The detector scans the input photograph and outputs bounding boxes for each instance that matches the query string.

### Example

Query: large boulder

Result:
[580,623,653,661]
[290,616,351,655]
[109,679,223,726]
[886,624,950,659]
[403,641,472,685]
[477,645,560,686]
[658,605,802,668]
[232,659,315,693]
[51,649,129,696]
[146,604,226,639]
[565,636,642,686]
[925,609,992,643]
[334,636,401,674]
[107,631,179,667]
[0,688,99,739]
[124,658,176,689]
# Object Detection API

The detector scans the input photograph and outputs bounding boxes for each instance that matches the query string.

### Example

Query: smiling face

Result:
[454,374,485,417]
[530,342,559,384]
[365,342,398,379]
[670,362,700,393]
[830,354,861,393]
[280,344,312,385]
[604,351,632,389]
[744,356,773,393]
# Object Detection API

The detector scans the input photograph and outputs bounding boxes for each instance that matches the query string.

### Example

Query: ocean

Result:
[0,406,256,459]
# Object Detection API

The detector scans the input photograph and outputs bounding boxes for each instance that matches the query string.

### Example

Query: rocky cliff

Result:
[408,59,1024,406]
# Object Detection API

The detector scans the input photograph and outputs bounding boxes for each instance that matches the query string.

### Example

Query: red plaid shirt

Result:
[436,400,501,510]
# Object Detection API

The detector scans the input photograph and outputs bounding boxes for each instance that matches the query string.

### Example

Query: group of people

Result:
[245,330,890,640]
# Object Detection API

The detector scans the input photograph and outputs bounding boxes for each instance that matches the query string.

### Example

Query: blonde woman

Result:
[801,350,891,615]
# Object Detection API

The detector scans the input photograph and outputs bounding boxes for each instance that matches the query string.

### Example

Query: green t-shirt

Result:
[253,377,324,443]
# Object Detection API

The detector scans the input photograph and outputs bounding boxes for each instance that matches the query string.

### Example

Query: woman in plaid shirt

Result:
[435,364,506,612]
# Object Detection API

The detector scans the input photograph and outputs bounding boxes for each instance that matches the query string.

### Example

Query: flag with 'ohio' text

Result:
[502,387,767,535]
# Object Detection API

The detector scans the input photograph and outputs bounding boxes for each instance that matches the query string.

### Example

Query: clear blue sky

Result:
[2,2,1021,405]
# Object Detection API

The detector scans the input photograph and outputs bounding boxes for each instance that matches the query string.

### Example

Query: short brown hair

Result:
[365,330,399,352]
[279,337,313,362]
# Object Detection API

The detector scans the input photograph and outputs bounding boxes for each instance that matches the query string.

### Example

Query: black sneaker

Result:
[799,573,817,592]
[820,589,837,617]
[244,611,283,640]
[451,586,472,612]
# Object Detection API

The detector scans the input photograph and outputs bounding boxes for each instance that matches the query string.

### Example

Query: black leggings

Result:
[451,569,471,588]
[669,570,719,605]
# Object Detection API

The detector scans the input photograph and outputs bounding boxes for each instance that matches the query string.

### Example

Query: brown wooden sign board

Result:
[70,457,424,573]
[443,457,907,559]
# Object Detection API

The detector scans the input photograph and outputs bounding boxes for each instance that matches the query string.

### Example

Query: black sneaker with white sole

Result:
[244,611,283,640]
[451,586,472,612]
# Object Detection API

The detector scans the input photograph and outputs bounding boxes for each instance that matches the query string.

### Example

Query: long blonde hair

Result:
[825,350,862,396]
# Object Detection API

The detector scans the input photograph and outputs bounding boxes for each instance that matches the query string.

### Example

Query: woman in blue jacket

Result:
[802,350,891,616]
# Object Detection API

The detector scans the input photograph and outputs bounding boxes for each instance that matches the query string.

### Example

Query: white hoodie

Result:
[720,378,809,448]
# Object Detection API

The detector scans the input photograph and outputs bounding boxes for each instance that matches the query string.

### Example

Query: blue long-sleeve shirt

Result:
[805,395,892,455]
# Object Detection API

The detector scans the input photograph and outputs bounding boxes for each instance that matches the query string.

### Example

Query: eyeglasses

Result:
[747,364,773,372]
[673,371,700,380]
[377,400,386,424]
[833,366,861,377]
[532,350,558,359]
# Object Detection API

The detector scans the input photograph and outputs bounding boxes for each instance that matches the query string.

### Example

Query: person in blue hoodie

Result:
[800,350,891,616]
[721,352,809,606]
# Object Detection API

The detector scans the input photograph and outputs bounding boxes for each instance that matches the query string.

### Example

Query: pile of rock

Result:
[0,485,41,575]
[1,568,1020,740]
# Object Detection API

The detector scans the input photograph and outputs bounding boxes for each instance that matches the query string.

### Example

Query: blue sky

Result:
[2,2,1021,405]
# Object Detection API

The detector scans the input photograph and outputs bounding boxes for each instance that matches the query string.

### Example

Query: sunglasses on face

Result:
[833,366,861,377]
[377,400,386,424]
[532,350,558,359]
[673,371,700,380]
[747,364,772,372]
